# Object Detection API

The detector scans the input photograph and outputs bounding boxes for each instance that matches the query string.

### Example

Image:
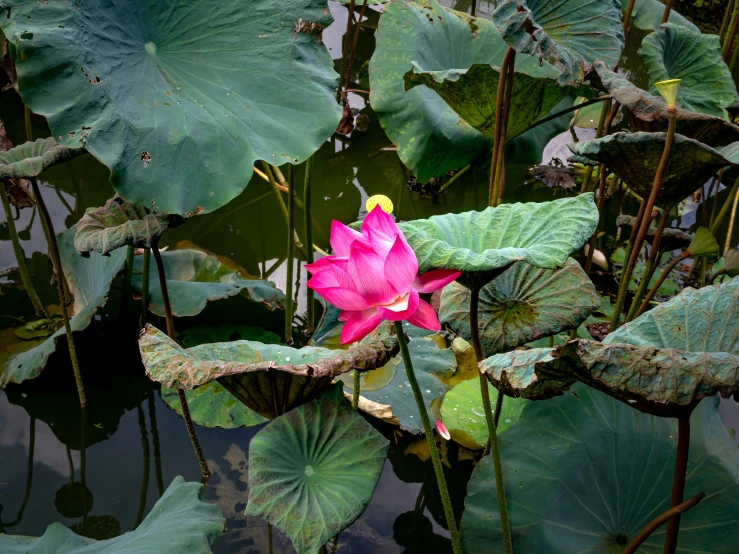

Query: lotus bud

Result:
[435,419,451,440]
[653,78,681,108]
[584,243,608,270]
[723,248,739,277]
[366,194,393,214]
[689,227,719,260]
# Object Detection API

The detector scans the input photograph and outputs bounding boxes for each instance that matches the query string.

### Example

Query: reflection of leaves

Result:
[54,482,93,519]
[69,515,121,541]
[393,511,452,553]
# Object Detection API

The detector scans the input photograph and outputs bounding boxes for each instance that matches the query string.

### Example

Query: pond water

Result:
[1,1,739,552]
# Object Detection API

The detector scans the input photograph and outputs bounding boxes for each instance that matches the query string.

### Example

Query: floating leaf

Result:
[0,225,126,386]
[492,0,624,86]
[75,196,177,256]
[132,249,284,317]
[0,138,83,179]
[440,379,528,450]
[139,324,398,419]
[626,0,699,32]
[399,194,598,274]
[369,0,491,181]
[245,385,388,554]
[439,258,599,357]
[460,385,739,553]
[639,24,738,118]
[0,0,341,216]
[0,476,224,552]
[569,132,738,207]
[161,381,265,429]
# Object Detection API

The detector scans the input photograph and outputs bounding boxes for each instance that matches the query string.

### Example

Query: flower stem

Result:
[285,165,295,343]
[304,157,315,335]
[468,287,514,554]
[394,321,462,554]
[663,418,691,553]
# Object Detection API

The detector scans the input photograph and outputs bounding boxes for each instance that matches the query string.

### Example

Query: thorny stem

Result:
[344,0,369,91]
[663,418,691,553]
[489,47,515,207]
[304,157,315,335]
[661,0,674,23]
[626,209,670,322]
[469,287,514,554]
[624,492,704,554]
[495,53,516,205]
[151,237,211,485]
[636,251,689,318]
[0,181,46,316]
[337,0,356,100]
[352,370,360,410]
[140,247,151,328]
[394,321,462,554]
[623,0,636,34]
[285,165,295,343]
[30,177,87,409]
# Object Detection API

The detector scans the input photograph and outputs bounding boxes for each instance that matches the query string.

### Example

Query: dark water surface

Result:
[1,1,738,552]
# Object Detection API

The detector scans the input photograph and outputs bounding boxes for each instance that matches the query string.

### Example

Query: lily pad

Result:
[626,0,699,32]
[75,196,177,256]
[0,138,83,179]
[492,0,624,86]
[0,0,342,216]
[131,249,284,317]
[0,225,126,386]
[460,384,739,553]
[440,378,528,450]
[245,385,388,554]
[139,323,398,419]
[0,476,224,552]
[439,258,599,357]
[639,24,738,118]
[369,0,491,181]
[399,193,598,274]
[569,132,739,207]
[161,381,265,429]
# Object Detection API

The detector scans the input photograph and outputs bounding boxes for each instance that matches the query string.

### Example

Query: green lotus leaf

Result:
[139,324,398,419]
[689,226,720,259]
[131,249,284,317]
[399,193,598,274]
[440,378,528,450]
[460,384,739,553]
[616,214,691,250]
[439,258,599,357]
[245,384,388,554]
[639,24,738,118]
[0,476,224,552]
[0,138,84,179]
[625,0,699,32]
[75,196,177,256]
[349,325,453,434]
[161,381,265,429]
[492,0,624,86]
[179,323,280,348]
[0,224,126,386]
[568,132,738,207]
[369,0,491,181]
[0,0,341,216]
[590,62,739,146]
[716,248,739,278]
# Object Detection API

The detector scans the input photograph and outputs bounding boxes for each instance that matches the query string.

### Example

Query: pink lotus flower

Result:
[435,419,451,441]
[306,206,461,344]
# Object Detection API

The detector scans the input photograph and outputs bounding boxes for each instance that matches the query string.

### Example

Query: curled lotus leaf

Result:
[492,0,624,86]
[568,132,739,207]
[0,138,84,179]
[0,477,224,553]
[639,24,738,118]
[161,381,265,429]
[589,62,739,146]
[398,193,598,274]
[0,0,341,216]
[139,324,399,419]
[616,214,692,250]
[75,196,177,256]
[460,385,739,553]
[246,385,388,554]
[439,258,599,358]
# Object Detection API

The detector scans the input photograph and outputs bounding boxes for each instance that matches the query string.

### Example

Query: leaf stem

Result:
[140,247,151,328]
[624,492,704,554]
[344,0,369,91]
[724,178,739,253]
[304,157,315,335]
[394,321,462,554]
[352,370,360,410]
[663,418,691,553]
[285,165,295,343]
[525,95,610,132]
[626,209,670,322]
[635,251,689,318]
[121,245,135,321]
[489,47,515,207]
[439,164,471,193]
[661,0,674,23]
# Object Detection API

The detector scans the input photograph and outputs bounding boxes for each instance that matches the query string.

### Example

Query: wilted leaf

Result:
[616,214,692,250]
[0,138,83,179]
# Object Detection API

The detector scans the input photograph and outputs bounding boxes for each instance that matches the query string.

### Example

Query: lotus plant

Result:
[306,202,463,553]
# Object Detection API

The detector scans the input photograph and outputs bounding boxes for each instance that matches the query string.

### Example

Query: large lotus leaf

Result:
[0,138,84,179]
[139,324,398,419]
[0,0,341,216]
[639,24,738,118]
[590,62,739,146]
[0,225,126,386]
[439,258,599,357]
[440,378,528,450]
[569,132,738,207]
[246,385,388,554]
[492,0,624,86]
[369,0,492,181]
[0,476,224,552]
[460,385,739,553]
[131,249,284,316]
[351,325,453,434]
[161,381,265,429]
[75,196,176,256]
[626,0,699,32]
[398,193,598,274]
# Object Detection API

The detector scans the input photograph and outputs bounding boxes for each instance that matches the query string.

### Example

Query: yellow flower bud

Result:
[653,78,682,107]
[366,194,394,214]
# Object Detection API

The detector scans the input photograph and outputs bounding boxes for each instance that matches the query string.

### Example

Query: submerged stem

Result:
[304,157,315,335]
[663,418,691,553]
[394,321,462,554]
